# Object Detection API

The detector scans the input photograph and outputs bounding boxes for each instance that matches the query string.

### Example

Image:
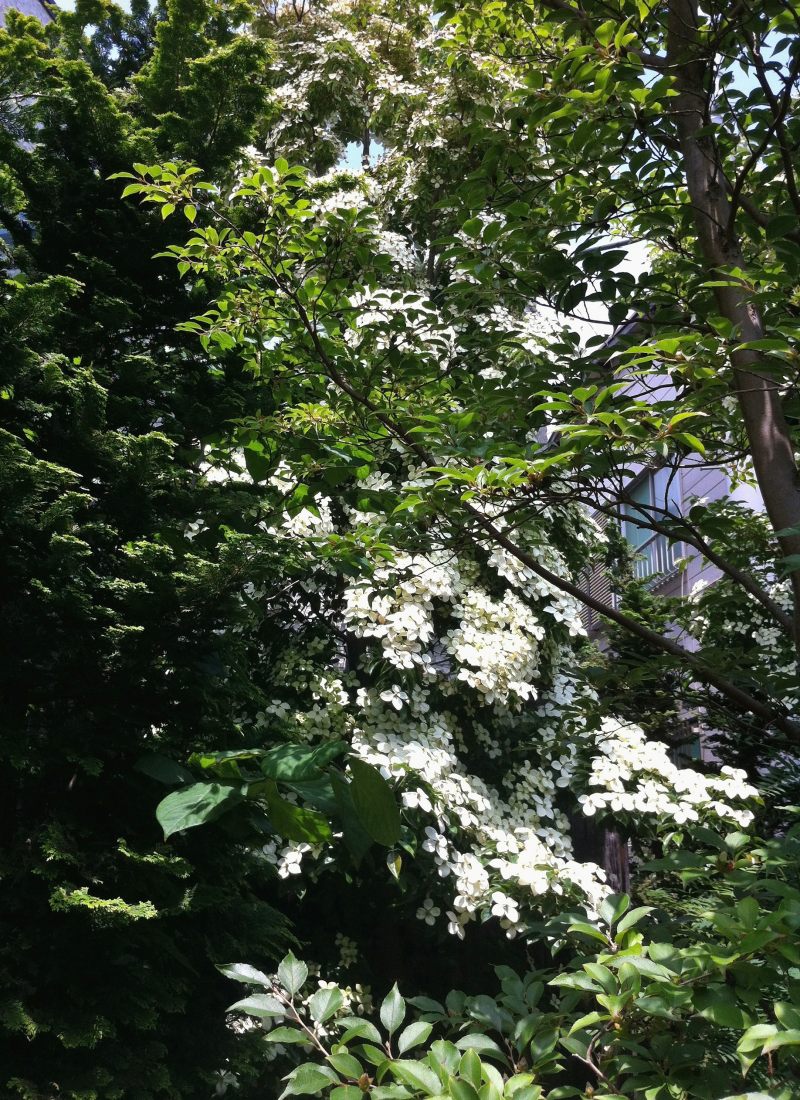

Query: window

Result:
[622,468,682,583]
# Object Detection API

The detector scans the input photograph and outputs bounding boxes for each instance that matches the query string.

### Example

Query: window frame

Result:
[621,467,683,583]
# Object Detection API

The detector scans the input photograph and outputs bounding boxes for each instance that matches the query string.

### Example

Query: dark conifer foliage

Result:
[0,4,286,1095]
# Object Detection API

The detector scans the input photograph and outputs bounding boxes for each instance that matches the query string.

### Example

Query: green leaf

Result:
[558,282,587,313]
[228,993,286,1018]
[694,986,751,1028]
[135,752,193,786]
[762,1029,800,1052]
[616,906,654,937]
[408,997,446,1015]
[454,1035,504,1059]
[482,221,502,245]
[568,1011,611,1035]
[398,1021,433,1053]
[389,1060,442,1096]
[599,893,630,927]
[309,986,344,1023]
[349,758,401,846]
[459,1049,482,1090]
[155,781,241,839]
[218,962,270,986]
[720,1093,776,1100]
[329,1053,363,1078]
[567,921,608,944]
[340,1018,383,1044]
[267,1027,314,1045]
[331,771,375,865]
[738,1023,780,1054]
[775,1001,800,1029]
[263,784,332,844]
[261,741,347,782]
[283,1063,339,1097]
[450,1079,480,1100]
[277,952,308,997]
[380,984,406,1035]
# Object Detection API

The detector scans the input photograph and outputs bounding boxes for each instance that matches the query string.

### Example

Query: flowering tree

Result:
[4,0,800,1095]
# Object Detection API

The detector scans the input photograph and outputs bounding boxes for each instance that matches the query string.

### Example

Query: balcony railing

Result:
[632,534,682,584]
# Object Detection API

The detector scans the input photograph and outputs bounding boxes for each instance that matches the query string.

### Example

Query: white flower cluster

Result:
[486,537,586,638]
[216,0,768,959]
[443,588,544,704]
[260,838,317,879]
[334,932,359,968]
[578,718,758,828]
[342,551,457,672]
[689,571,798,705]
[348,686,612,931]
[250,464,759,940]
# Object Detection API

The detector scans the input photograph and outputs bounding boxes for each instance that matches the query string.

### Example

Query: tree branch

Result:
[287,288,800,745]
[583,493,793,633]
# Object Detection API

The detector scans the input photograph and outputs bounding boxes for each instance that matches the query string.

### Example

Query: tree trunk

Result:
[667,0,800,652]
[570,813,630,894]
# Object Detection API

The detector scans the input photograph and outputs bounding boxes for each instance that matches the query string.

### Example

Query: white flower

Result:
[416,898,441,925]
[380,685,410,710]
[490,891,520,923]
[446,910,467,939]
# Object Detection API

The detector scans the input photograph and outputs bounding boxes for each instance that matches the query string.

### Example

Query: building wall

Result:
[0,0,51,22]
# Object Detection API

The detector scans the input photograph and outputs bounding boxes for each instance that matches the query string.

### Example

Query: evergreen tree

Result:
[0,4,290,1095]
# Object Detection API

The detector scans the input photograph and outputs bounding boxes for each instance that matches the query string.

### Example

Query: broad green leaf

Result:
[459,1050,481,1091]
[135,752,193,786]
[277,952,308,997]
[349,758,401,846]
[328,1052,363,1078]
[454,1035,504,1059]
[568,1011,610,1035]
[332,1089,363,1100]
[567,921,608,944]
[398,1021,433,1053]
[762,1028,800,1052]
[694,986,751,1028]
[339,1017,383,1044]
[267,1027,314,1045]
[450,1079,480,1100]
[616,907,654,937]
[156,781,241,839]
[282,1063,339,1097]
[390,1060,442,1096]
[599,893,630,927]
[260,741,346,782]
[331,770,377,864]
[218,962,270,986]
[380,984,406,1035]
[408,996,446,1015]
[775,1001,800,1029]
[735,1020,779,1056]
[310,986,344,1024]
[263,784,332,844]
[228,993,286,1018]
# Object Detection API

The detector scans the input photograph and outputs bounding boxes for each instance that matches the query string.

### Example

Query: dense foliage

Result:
[0,2,293,1095]
[2,0,800,1098]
